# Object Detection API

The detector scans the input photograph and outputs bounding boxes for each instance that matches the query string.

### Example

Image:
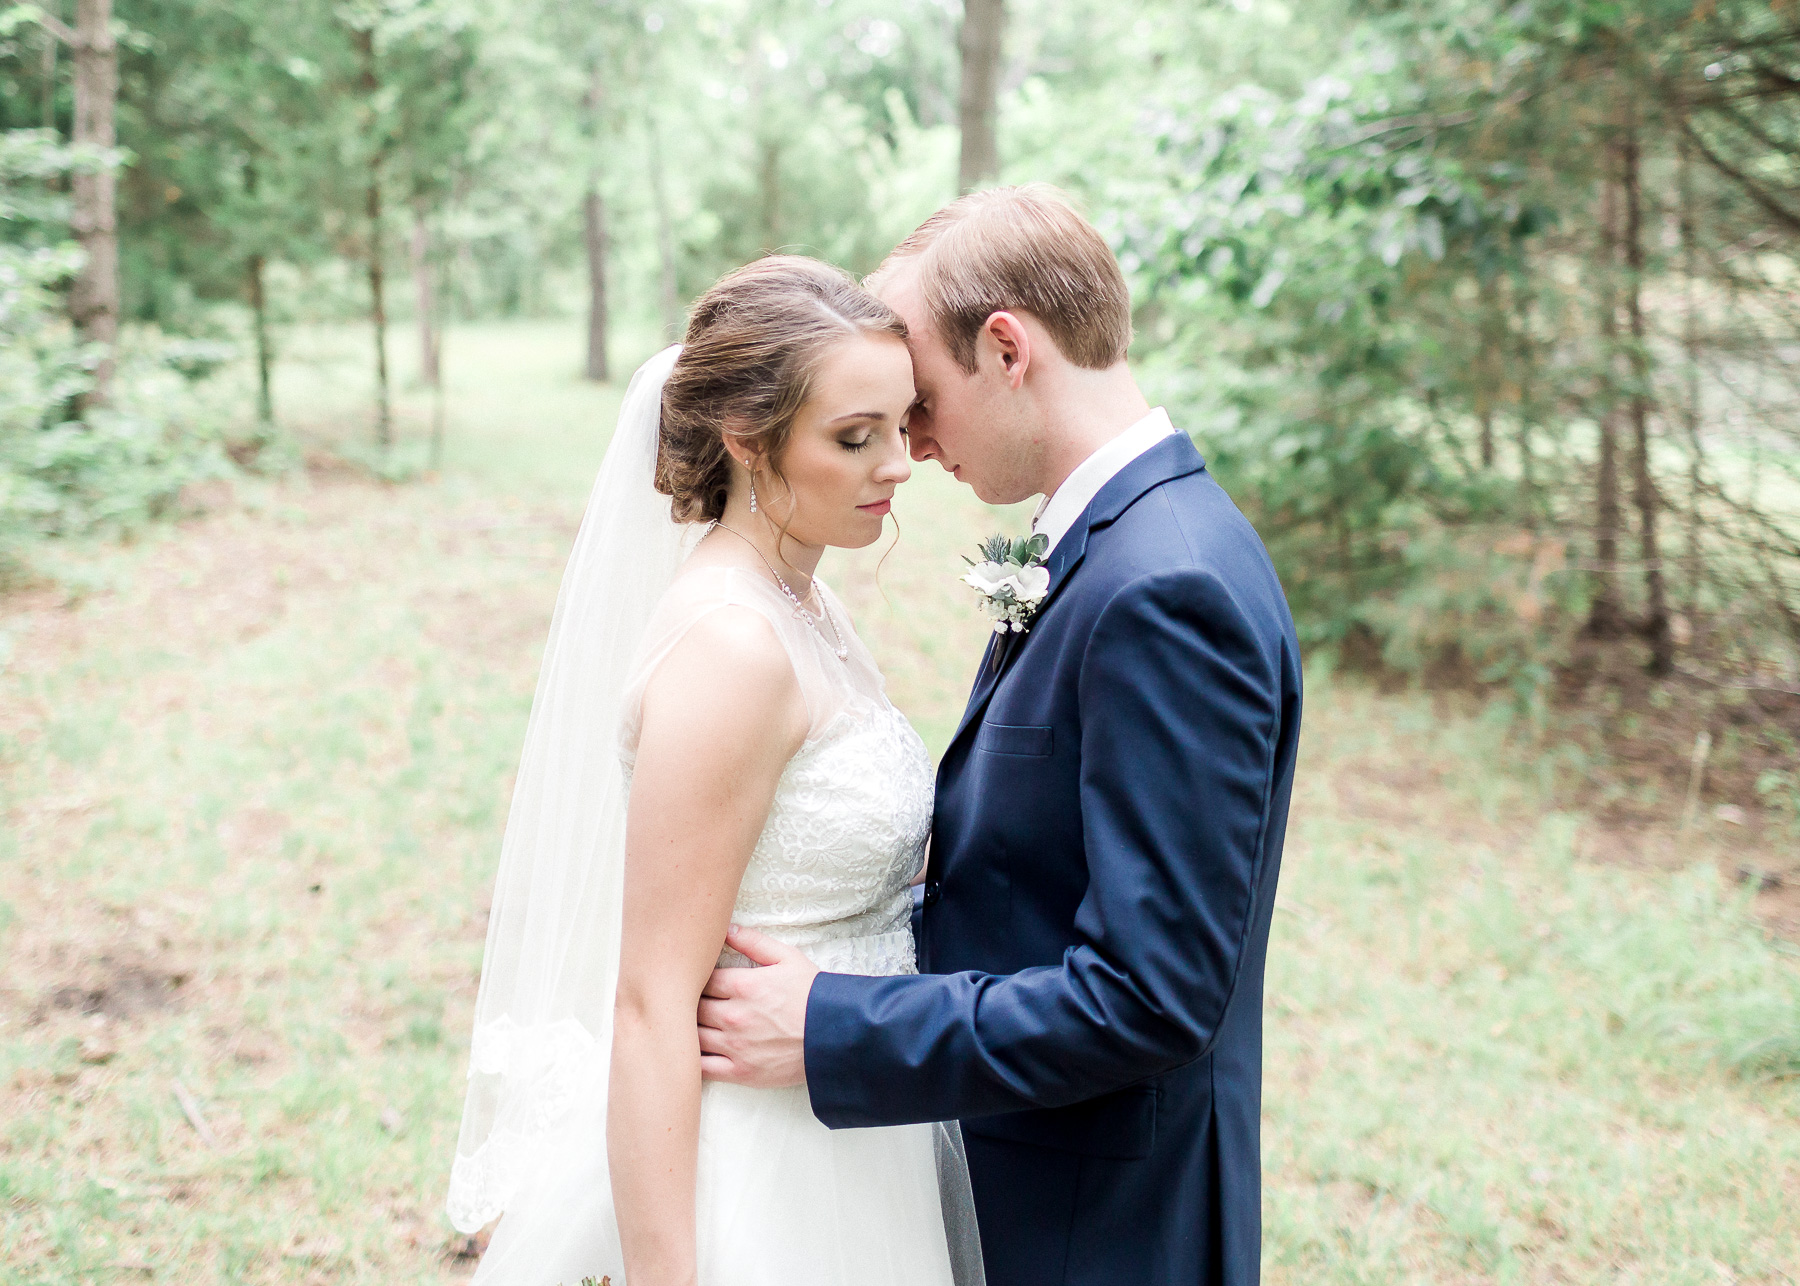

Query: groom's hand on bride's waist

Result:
[697,925,817,1090]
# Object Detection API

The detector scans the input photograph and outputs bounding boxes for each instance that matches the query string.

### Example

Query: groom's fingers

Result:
[701,968,744,1001]
[700,1053,741,1082]
[723,924,793,967]
[696,997,734,1030]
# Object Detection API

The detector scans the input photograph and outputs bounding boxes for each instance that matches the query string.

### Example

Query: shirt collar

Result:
[1030,408,1179,555]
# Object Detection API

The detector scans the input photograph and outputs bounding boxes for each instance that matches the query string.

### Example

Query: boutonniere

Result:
[962,532,1051,635]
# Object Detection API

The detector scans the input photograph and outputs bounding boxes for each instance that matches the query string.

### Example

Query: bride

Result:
[446,256,983,1286]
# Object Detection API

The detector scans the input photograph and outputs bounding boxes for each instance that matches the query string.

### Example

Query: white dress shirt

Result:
[1031,407,1179,555]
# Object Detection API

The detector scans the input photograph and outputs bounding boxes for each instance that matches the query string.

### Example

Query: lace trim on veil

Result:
[446,346,687,1235]
[447,1017,600,1232]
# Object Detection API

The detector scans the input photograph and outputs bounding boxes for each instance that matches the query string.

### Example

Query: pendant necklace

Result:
[707,520,849,661]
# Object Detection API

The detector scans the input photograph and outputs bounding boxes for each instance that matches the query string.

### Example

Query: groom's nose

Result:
[907,418,938,464]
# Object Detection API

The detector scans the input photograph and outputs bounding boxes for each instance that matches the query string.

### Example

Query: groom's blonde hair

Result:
[871,184,1132,374]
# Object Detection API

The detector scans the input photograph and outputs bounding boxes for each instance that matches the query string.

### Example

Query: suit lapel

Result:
[954,633,1008,735]
[944,433,1209,755]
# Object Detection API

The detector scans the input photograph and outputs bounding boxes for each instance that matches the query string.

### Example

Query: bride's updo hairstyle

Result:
[657,255,908,523]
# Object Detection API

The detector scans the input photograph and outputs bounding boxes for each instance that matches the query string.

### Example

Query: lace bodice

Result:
[619,565,934,975]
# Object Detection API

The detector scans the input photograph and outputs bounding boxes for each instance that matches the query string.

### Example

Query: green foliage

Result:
[1110,59,1544,670]
[2,0,1797,699]
[1080,0,1800,693]
[972,531,1047,568]
[463,0,959,333]
[0,130,231,580]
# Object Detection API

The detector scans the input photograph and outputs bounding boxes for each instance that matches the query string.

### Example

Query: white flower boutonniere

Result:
[962,532,1051,634]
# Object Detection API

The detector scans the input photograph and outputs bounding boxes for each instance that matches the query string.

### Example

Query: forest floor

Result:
[1,323,1796,1285]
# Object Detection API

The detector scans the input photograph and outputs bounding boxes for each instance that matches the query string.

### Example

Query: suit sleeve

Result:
[804,566,1282,1127]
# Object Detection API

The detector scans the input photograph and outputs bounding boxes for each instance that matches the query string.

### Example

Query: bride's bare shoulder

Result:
[638,601,806,757]
[642,571,798,710]
[669,598,788,670]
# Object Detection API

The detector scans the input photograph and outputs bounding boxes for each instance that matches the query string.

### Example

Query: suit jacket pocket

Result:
[975,721,1054,757]
[960,1084,1158,1160]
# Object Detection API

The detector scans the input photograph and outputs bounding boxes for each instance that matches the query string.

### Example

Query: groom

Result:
[698,185,1302,1286]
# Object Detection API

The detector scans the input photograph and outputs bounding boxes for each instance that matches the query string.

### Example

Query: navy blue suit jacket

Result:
[805,432,1302,1286]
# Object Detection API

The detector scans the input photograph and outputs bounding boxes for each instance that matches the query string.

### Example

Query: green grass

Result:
[0,321,1794,1283]
[1265,682,1800,1282]
[273,320,631,502]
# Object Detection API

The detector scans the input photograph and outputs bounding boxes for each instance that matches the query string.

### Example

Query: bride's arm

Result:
[610,608,808,1286]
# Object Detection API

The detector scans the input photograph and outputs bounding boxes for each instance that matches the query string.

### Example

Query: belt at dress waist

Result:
[716,927,916,978]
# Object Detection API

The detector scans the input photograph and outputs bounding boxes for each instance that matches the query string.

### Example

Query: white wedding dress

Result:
[465,564,982,1286]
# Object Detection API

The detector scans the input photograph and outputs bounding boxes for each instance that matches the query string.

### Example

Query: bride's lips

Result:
[857,498,893,517]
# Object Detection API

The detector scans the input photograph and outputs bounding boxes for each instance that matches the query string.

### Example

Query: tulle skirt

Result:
[471,926,982,1286]
[471,1076,981,1286]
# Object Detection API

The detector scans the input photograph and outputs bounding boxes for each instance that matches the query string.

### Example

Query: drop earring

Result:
[749,476,759,514]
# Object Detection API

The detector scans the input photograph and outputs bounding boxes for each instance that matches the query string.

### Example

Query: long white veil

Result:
[447,344,694,1233]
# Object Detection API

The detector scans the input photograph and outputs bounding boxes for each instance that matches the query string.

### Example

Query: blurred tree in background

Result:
[1,0,1797,732]
[1111,0,1800,717]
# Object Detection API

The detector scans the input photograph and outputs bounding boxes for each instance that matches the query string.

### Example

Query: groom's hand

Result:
[697,926,819,1090]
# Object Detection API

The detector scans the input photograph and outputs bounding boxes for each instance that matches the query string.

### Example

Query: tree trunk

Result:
[411,207,440,388]
[1513,275,1537,524]
[41,26,56,128]
[243,160,273,426]
[356,26,391,449]
[429,322,446,474]
[247,253,273,425]
[579,63,610,382]
[1476,271,1498,469]
[1621,108,1673,675]
[1678,133,1705,620]
[648,113,679,340]
[68,0,119,410]
[415,211,446,472]
[957,0,1004,192]
[1588,149,1626,638]
[957,0,1004,193]
[367,179,391,449]
[582,183,610,382]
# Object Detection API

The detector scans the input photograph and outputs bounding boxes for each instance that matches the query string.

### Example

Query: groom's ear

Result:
[981,310,1032,390]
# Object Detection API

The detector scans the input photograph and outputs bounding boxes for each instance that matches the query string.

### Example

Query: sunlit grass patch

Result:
[0,454,562,1282]
[1264,675,1800,1283]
